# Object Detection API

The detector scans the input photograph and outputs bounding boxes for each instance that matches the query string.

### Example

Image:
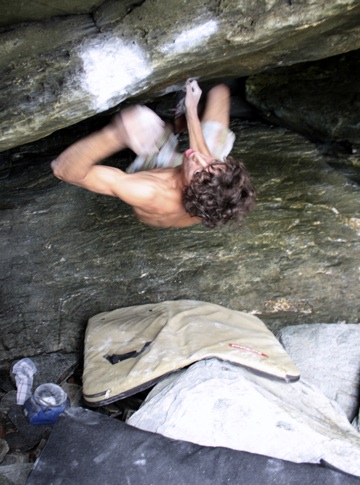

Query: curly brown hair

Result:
[182,157,256,228]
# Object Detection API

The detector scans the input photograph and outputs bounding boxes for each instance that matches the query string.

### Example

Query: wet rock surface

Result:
[1,117,359,364]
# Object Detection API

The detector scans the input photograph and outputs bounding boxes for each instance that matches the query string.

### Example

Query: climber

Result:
[51,79,255,228]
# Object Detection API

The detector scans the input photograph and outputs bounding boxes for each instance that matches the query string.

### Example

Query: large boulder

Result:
[277,324,360,421]
[128,358,360,477]
[0,0,360,151]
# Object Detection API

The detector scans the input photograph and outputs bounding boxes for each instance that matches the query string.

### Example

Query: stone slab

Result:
[25,407,360,485]
[277,323,360,420]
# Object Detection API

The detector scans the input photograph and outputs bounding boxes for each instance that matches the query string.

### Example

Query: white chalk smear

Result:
[79,38,152,111]
[160,20,218,55]
[134,459,147,466]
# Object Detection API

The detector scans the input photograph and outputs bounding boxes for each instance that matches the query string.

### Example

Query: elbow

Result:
[51,159,84,186]
[51,159,63,180]
[51,159,75,183]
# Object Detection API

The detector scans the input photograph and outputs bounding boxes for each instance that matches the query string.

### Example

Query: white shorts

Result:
[126,121,235,173]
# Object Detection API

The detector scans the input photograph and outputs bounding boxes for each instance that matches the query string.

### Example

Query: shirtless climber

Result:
[51,80,256,228]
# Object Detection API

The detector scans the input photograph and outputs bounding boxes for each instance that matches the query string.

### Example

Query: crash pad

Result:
[83,300,300,406]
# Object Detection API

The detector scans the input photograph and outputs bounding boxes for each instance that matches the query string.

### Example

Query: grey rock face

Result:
[277,324,360,421]
[0,0,360,151]
[247,50,360,146]
[0,120,359,364]
[0,1,105,28]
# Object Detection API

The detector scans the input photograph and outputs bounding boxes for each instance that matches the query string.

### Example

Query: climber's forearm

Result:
[51,124,125,184]
[186,109,212,156]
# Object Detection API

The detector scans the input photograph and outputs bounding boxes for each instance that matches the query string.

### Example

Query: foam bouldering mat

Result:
[83,300,300,406]
[26,407,360,485]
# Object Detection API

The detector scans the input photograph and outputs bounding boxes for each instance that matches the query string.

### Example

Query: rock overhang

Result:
[0,0,360,153]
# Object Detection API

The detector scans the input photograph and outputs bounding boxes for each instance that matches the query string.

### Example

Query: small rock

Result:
[0,413,6,440]
[0,372,15,394]
[61,382,82,408]
[0,393,16,415]
[10,352,79,392]
[0,463,33,485]
[1,453,29,466]
[6,405,52,453]
[30,438,47,462]
[0,474,14,485]
[0,439,9,463]
[31,352,79,389]
[0,413,15,439]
